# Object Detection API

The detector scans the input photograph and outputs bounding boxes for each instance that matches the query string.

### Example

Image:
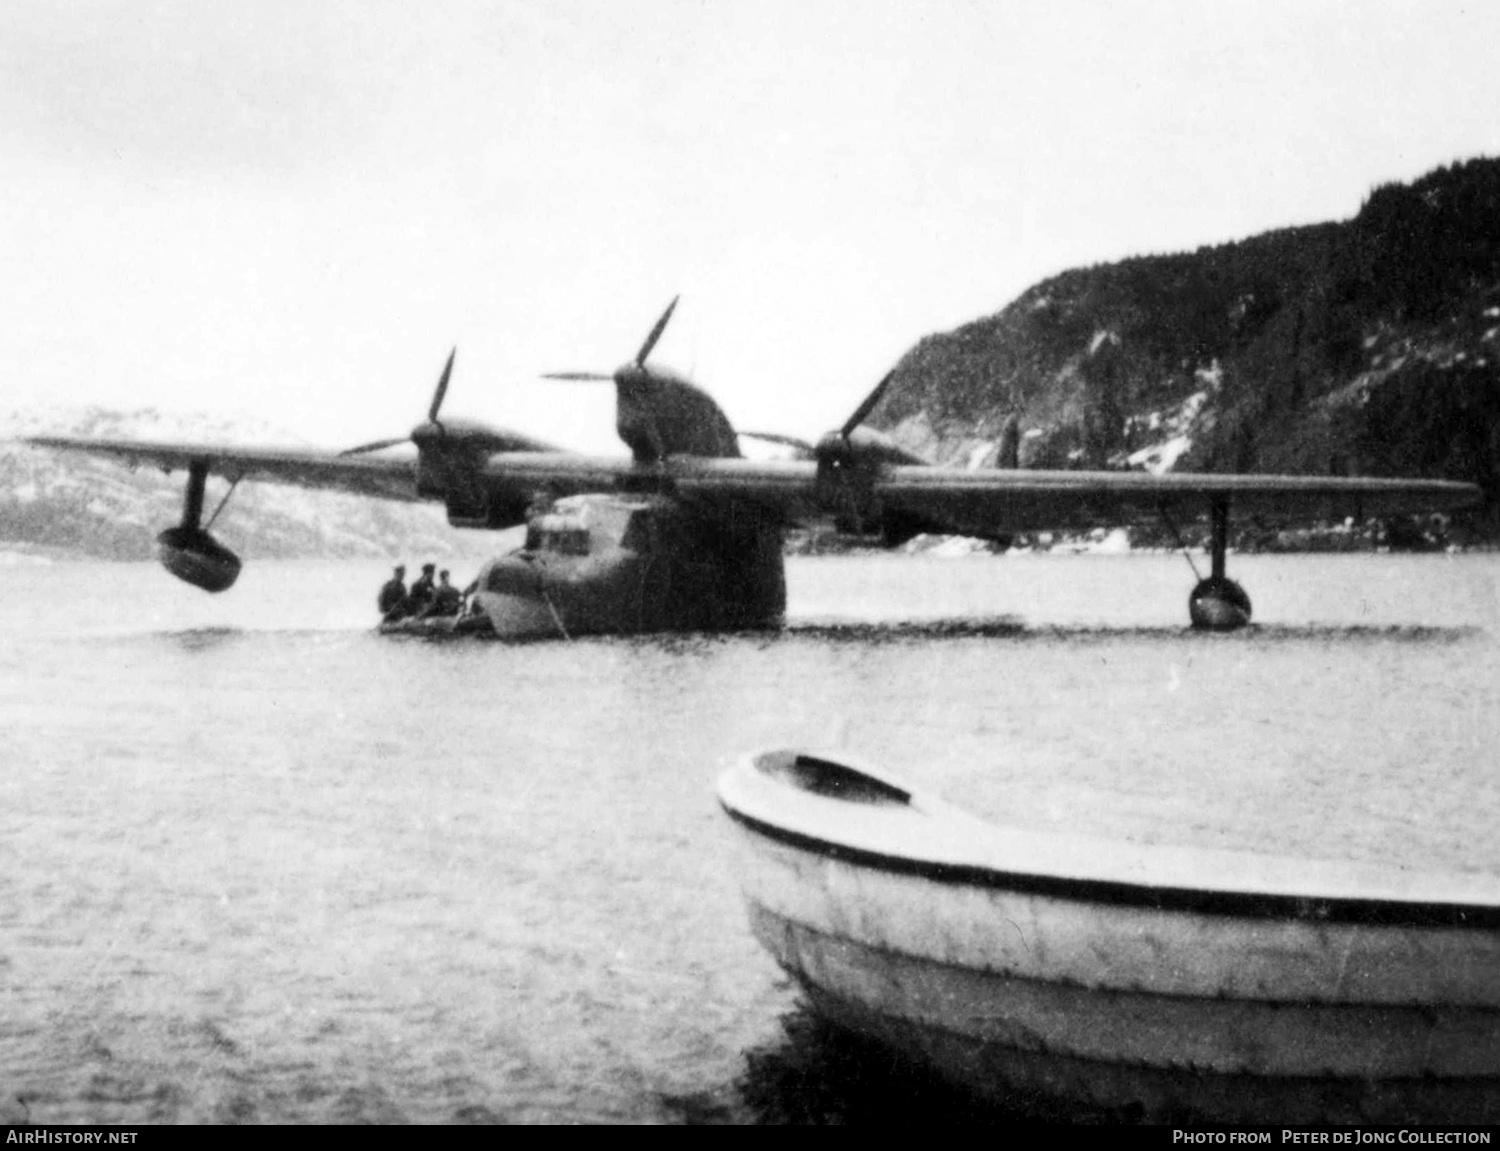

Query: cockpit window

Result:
[526,521,590,555]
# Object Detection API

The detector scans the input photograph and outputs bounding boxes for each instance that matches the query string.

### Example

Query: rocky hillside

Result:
[0,406,486,562]
[872,158,1500,538]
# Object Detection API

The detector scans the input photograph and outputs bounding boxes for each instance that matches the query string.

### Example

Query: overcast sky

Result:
[3,0,1498,452]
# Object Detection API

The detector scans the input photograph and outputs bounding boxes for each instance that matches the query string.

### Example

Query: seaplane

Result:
[24,299,1481,637]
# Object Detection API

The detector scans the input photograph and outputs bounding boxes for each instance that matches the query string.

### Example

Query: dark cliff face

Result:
[869,158,1500,533]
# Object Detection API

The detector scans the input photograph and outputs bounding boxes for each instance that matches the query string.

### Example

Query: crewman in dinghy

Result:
[378,564,408,621]
[404,563,437,616]
[420,570,464,619]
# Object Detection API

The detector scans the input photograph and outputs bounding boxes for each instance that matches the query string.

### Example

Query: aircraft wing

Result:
[24,436,421,502]
[471,454,1481,535]
[27,435,1483,534]
[865,467,1483,534]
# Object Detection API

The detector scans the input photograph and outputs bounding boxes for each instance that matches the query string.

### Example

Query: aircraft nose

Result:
[478,556,544,599]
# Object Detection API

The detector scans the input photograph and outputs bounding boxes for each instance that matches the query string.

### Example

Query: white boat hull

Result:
[719,750,1500,1123]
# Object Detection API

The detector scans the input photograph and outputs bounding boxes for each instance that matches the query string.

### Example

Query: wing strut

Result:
[182,459,207,528]
[1210,497,1229,583]
[1157,505,1204,583]
[205,477,241,531]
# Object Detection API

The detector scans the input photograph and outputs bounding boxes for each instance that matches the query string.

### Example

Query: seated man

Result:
[424,569,464,618]
[378,565,408,620]
[405,562,437,616]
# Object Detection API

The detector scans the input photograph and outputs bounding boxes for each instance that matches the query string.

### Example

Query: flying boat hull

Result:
[718,749,1500,1123]
[466,493,786,640]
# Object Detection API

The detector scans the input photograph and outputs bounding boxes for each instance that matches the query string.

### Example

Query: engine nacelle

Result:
[157,525,242,593]
[445,491,531,530]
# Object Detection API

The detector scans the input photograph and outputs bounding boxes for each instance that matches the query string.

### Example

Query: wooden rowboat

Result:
[717,748,1500,1123]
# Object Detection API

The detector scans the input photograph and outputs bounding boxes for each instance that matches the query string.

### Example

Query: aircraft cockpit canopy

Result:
[525,512,591,556]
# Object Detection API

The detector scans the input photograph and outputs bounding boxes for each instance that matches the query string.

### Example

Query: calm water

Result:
[0,551,1496,1123]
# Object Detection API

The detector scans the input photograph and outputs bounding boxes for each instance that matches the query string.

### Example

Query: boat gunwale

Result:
[719,750,1500,930]
[721,804,1500,929]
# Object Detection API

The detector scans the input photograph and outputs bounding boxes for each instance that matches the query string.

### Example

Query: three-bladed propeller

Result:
[541,296,740,462]
[340,348,458,456]
[736,369,899,461]
[542,296,680,385]
[813,367,903,467]
[808,364,934,540]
